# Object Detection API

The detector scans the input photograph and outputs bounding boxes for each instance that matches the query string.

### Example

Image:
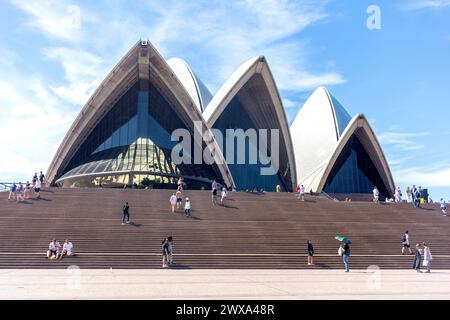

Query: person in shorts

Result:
[176,190,183,210]
[8,183,17,201]
[47,239,60,259]
[34,179,42,199]
[59,239,74,259]
[184,197,191,217]
[402,231,412,255]
[16,183,24,202]
[307,240,314,265]
[440,198,448,216]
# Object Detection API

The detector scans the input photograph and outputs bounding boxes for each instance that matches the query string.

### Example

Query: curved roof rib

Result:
[316,114,395,196]
[204,56,297,191]
[167,57,213,112]
[47,40,233,187]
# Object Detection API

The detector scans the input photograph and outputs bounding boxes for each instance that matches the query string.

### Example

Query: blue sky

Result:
[0,0,449,200]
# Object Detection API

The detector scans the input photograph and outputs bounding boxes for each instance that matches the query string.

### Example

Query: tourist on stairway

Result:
[422,242,433,273]
[162,238,169,268]
[412,243,423,272]
[170,193,177,213]
[167,236,174,265]
[440,198,447,216]
[122,202,130,225]
[402,231,413,255]
[176,189,183,210]
[373,186,379,203]
[307,240,314,266]
[184,197,191,217]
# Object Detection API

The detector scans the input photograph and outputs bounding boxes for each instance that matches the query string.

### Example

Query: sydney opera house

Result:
[46,40,395,198]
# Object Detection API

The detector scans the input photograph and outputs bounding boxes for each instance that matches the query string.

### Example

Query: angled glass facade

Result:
[330,95,351,137]
[57,81,220,188]
[323,135,390,198]
[212,75,288,192]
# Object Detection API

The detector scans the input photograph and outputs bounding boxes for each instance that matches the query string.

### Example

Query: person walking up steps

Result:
[402,231,412,255]
[122,202,130,225]
[221,187,228,206]
[34,179,42,199]
[373,186,379,203]
[161,238,169,268]
[440,198,448,216]
[169,193,177,213]
[307,240,314,266]
[176,189,183,210]
[184,197,191,217]
[211,180,218,206]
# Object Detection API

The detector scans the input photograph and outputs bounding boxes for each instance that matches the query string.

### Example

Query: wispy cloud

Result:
[378,131,431,151]
[394,166,450,188]
[142,0,344,93]
[401,0,450,10]
[44,47,106,105]
[10,0,83,41]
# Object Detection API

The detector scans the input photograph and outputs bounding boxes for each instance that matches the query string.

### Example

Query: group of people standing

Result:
[169,190,191,217]
[403,231,433,273]
[8,171,45,202]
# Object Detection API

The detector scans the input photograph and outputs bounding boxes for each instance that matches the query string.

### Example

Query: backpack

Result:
[402,235,406,243]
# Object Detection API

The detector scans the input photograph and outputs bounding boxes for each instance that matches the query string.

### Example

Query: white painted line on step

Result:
[0,253,450,257]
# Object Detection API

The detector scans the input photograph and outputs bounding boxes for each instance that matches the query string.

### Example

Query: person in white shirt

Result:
[373,186,379,203]
[422,242,433,273]
[394,187,402,203]
[60,239,74,259]
[184,197,191,217]
[440,198,448,216]
[221,187,228,206]
[35,179,42,199]
[47,239,60,259]
[169,193,177,213]
[299,185,306,201]
[401,231,412,255]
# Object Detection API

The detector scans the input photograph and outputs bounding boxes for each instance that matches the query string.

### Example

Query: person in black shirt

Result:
[122,202,130,225]
[162,238,169,268]
[307,240,314,266]
[341,243,350,272]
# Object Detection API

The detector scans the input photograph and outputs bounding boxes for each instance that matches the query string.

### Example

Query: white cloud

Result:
[10,0,83,41]
[0,76,76,182]
[44,47,106,105]
[401,0,450,10]
[378,131,431,151]
[394,167,450,188]
[142,0,343,93]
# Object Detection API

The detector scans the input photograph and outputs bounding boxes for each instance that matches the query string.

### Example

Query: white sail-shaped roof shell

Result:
[167,58,212,112]
[291,87,394,195]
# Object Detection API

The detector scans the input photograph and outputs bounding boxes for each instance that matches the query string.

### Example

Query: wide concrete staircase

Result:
[1,188,449,269]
